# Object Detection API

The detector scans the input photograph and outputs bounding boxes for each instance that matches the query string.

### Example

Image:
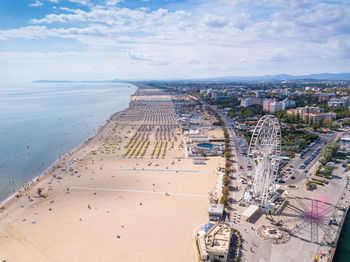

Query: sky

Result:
[0,0,349,82]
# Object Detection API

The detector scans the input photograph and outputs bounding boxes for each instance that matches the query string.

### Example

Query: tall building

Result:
[269,101,283,112]
[263,99,273,111]
[287,106,334,122]
[240,97,262,107]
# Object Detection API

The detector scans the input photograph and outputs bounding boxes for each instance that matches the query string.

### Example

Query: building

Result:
[241,205,259,222]
[281,90,292,97]
[328,98,347,107]
[288,107,336,123]
[314,112,336,122]
[198,223,233,262]
[339,134,350,154]
[254,90,268,97]
[263,98,295,112]
[287,106,323,121]
[269,101,283,112]
[208,203,224,221]
[281,98,295,109]
[211,91,218,100]
[318,93,333,102]
[240,97,262,107]
[263,99,273,111]
[200,89,207,95]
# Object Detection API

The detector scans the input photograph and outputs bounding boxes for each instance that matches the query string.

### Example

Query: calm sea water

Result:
[0,82,136,203]
[334,210,350,261]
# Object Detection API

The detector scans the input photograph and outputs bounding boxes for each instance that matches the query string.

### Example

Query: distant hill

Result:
[204,73,350,81]
[33,73,350,83]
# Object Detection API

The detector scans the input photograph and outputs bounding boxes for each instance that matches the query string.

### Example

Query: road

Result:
[281,128,350,186]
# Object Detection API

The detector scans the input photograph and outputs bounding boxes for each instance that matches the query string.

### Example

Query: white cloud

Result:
[1,0,350,82]
[68,0,90,5]
[128,50,152,61]
[106,0,122,6]
[48,0,59,3]
[29,0,43,7]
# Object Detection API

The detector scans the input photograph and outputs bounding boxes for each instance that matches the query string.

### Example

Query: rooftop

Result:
[204,223,232,254]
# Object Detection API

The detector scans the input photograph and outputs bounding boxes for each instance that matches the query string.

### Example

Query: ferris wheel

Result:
[248,115,281,209]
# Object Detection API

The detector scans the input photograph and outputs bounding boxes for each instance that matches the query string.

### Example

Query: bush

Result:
[311,178,326,183]
[307,180,324,186]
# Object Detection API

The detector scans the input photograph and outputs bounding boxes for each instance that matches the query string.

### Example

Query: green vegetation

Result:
[281,129,318,155]
[229,104,264,118]
[321,105,350,119]
[311,178,326,183]
[310,143,339,189]
[212,109,232,208]
[240,131,252,145]
[319,143,339,165]
[342,119,350,127]
[275,110,337,129]
[323,165,335,177]
[202,97,240,109]
[306,180,325,187]
[220,186,230,206]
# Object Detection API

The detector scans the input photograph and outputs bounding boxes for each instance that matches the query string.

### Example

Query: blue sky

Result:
[0,0,349,82]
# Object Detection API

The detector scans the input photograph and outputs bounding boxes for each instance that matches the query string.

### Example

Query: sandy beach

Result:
[0,87,223,261]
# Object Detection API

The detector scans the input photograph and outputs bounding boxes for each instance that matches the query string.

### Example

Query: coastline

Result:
[0,86,223,261]
[0,106,129,210]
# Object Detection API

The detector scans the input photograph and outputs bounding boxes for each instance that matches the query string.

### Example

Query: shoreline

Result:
[0,105,130,210]
[0,86,222,261]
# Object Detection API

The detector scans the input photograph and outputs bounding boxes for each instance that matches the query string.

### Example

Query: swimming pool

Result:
[197,143,215,149]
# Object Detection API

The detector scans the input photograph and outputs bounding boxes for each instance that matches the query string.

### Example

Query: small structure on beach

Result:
[208,203,224,221]
[198,223,233,262]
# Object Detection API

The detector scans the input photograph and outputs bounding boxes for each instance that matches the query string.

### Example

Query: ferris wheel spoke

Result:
[246,115,281,211]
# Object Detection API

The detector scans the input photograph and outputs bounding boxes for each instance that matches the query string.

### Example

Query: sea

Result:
[334,210,350,261]
[0,82,136,204]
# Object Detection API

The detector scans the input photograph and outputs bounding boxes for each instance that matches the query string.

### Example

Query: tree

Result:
[323,119,334,129]
[223,176,231,186]
[224,151,232,159]
[304,114,309,124]
[309,116,314,126]
[320,143,339,163]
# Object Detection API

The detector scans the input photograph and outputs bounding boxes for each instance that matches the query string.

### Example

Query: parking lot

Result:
[276,139,326,185]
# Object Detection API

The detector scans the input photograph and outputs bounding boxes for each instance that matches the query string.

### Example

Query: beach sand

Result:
[0,88,223,261]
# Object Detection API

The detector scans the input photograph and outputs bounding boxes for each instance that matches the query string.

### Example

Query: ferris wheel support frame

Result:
[248,115,281,209]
